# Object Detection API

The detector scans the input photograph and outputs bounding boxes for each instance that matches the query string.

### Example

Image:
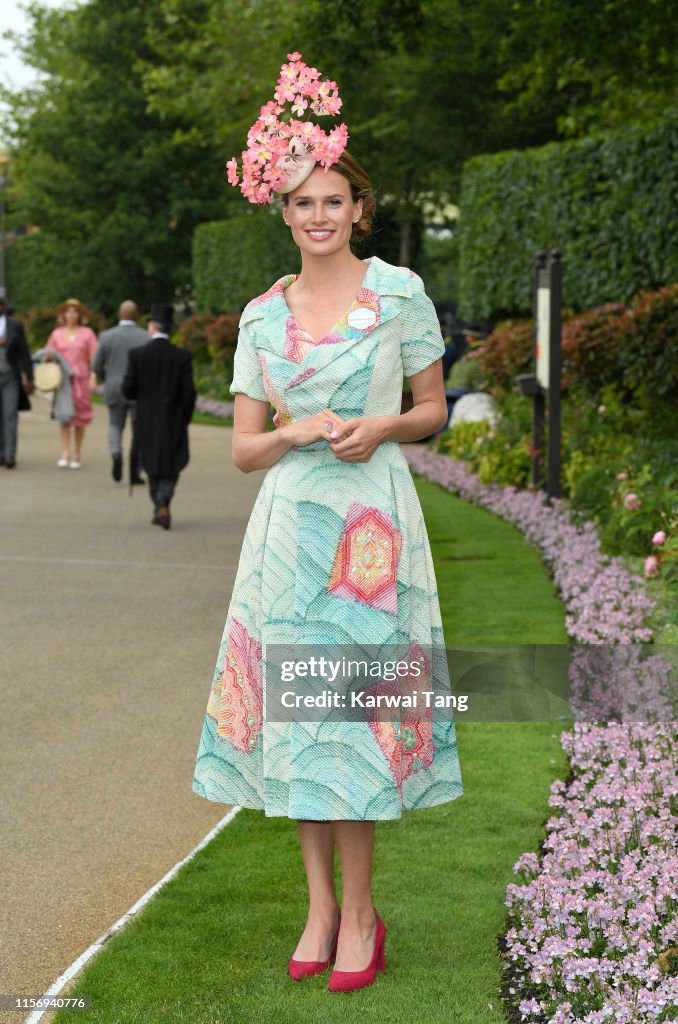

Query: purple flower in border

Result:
[404,448,677,1024]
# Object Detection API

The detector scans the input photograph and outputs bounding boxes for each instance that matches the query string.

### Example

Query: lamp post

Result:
[515,250,563,501]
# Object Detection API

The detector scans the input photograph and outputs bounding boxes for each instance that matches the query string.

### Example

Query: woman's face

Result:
[283,166,362,259]
[64,305,80,327]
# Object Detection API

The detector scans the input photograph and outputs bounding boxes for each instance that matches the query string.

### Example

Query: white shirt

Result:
[0,314,6,339]
[118,319,136,327]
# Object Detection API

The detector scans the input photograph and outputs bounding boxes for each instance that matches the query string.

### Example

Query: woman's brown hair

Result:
[331,149,376,240]
[281,148,376,241]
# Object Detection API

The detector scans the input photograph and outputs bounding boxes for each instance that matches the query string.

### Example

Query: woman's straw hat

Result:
[55,297,93,319]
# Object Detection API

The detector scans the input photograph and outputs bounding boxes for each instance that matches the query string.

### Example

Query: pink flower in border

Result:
[652,531,666,546]
[623,492,641,511]
[644,555,660,577]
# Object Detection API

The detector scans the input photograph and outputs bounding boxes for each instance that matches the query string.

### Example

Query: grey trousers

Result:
[148,475,178,509]
[0,371,19,462]
[107,401,135,456]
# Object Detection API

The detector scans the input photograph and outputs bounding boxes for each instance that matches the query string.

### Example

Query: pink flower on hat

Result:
[226,52,349,205]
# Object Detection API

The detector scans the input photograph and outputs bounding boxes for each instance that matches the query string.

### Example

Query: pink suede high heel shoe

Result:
[328,910,386,993]
[288,914,341,980]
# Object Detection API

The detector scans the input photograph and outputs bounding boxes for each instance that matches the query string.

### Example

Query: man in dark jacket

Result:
[122,303,196,529]
[0,297,34,469]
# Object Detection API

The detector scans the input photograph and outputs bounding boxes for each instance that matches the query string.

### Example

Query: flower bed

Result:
[403,447,677,1024]
[195,395,234,420]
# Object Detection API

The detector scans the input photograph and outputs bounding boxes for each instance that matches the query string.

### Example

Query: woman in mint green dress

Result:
[192,54,462,991]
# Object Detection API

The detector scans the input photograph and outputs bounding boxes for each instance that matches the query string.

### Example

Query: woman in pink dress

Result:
[45,298,98,469]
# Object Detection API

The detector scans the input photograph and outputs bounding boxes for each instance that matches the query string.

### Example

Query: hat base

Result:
[276,150,317,195]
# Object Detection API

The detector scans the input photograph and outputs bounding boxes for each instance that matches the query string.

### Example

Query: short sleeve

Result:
[400,274,445,378]
[229,321,269,402]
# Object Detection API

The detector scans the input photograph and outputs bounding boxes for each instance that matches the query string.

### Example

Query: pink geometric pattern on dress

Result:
[257,352,293,427]
[206,618,263,754]
[366,643,435,792]
[246,277,287,310]
[337,288,382,332]
[284,316,316,363]
[288,367,318,389]
[327,500,402,613]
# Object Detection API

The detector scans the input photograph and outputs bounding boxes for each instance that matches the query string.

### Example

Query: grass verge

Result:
[51,473,569,1024]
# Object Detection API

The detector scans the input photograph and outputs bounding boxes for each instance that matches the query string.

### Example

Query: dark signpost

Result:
[516,250,562,501]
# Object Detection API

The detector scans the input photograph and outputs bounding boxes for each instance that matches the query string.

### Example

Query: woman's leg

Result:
[332,821,377,971]
[74,425,85,458]
[293,821,340,960]
[59,425,70,459]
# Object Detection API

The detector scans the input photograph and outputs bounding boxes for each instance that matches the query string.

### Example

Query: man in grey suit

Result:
[94,300,149,483]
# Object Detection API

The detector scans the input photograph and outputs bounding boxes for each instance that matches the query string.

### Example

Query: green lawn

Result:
[52,472,569,1024]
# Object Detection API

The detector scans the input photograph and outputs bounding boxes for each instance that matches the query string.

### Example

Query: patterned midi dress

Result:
[192,256,463,820]
[46,327,98,427]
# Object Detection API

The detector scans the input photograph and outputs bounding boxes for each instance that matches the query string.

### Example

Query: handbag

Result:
[34,361,63,393]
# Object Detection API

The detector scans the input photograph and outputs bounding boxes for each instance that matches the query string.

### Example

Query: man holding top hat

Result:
[122,303,196,529]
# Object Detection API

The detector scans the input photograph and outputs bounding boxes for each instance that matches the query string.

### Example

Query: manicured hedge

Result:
[192,209,299,313]
[457,109,678,321]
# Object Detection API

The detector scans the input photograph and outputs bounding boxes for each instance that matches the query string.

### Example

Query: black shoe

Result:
[156,506,171,530]
[112,454,123,482]
[5,459,16,469]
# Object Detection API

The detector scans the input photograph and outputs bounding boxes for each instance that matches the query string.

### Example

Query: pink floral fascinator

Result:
[226,52,349,204]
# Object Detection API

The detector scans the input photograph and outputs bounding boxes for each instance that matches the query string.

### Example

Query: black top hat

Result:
[148,302,175,331]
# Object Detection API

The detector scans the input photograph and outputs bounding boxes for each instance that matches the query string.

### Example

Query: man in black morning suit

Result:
[0,296,34,468]
[122,303,196,529]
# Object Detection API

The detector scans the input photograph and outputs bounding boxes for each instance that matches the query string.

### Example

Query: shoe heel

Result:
[376,934,386,971]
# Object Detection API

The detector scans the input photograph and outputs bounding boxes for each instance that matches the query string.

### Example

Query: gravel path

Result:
[0,397,264,1021]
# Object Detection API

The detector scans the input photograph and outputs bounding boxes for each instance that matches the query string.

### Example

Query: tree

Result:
[495,0,678,138]
[2,0,227,312]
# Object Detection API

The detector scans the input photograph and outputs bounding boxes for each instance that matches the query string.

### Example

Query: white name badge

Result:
[347,307,378,330]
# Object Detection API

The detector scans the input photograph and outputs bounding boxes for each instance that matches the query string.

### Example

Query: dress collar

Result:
[240,255,413,327]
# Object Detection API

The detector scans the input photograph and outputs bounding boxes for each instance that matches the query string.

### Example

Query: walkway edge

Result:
[25,806,242,1024]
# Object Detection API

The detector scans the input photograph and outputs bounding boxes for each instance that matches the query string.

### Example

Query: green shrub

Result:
[448,343,491,391]
[192,210,299,313]
[561,302,628,400]
[205,313,239,364]
[616,284,678,401]
[22,307,57,349]
[457,108,678,321]
[174,314,214,364]
[436,400,533,489]
[418,233,459,304]
[174,311,239,394]
[475,318,535,393]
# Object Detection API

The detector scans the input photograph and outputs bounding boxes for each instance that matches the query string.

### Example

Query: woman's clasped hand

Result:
[284,408,386,463]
